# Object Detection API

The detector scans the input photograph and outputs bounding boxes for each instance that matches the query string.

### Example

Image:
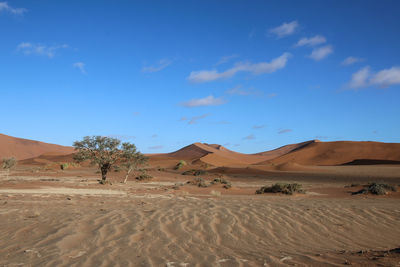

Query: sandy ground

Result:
[1,167,400,266]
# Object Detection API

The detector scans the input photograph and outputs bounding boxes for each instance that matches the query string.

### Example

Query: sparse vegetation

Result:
[256,183,305,195]
[352,183,397,195]
[135,172,153,181]
[60,163,69,170]
[187,177,208,187]
[211,177,232,189]
[73,136,144,184]
[2,157,17,179]
[344,183,360,188]
[120,143,148,183]
[2,157,16,170]
[174,160,187,170]
[181,169,208,176]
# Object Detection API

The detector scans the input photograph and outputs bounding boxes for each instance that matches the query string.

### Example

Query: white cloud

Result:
[225,85,262,96]
[342,56,365,66]
[142,58,173,73]
[73,62,86,74]
[269,21,299,38]
[308,45,333,61]
[215,54,239,66]
[181,95,226,107]
[0,2,27,15]
[348,66,370,89]
[188,52,291,83]
[347,66,400,89]
[180,114,210,124]
[296,35,326,47]
[370,67,400,87]
[16,42,68,58]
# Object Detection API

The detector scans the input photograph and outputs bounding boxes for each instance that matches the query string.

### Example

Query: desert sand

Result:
[1,134,400,266]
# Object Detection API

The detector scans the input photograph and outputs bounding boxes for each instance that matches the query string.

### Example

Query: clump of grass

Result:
[135,173,153,181]
[352,183,397,195]
[172,182,185,190]
[344,183,360,188]
[60,163,69,170]
[174,160,187,170]
[182,169,208,176]
[256,183,304,195]
[211,177,232,189]
[187,177,208,187]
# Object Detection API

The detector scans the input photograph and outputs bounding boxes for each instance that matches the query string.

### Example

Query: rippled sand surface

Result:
[1,192,399,266]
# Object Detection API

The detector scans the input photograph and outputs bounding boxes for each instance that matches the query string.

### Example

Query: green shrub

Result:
[256,183,304,195]
[2,157,16,170]
[174,160,187,170]
[60,163,69,170]
[352,183,397,195]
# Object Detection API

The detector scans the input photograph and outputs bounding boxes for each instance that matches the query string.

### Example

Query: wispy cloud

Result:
[215,54,239,66]
[243,134,255,140]
[16,42,69,58]
[148,145,164,150]
[347,66,400,89]
[296,35,326,47]
[0,2,27,15]
[181,95,226,107]
[188,53,291,83]
[267,93,277,98]
[269,20,299,38]
[342,56,365,66]
[73,62,86,74]
[253,125,265,129]
[180,114,210,124]
[308,45,333,61]
[225,85,262,96]
[142,58,173,73]
[278,129,292,134]
[133,112,140,116]
[151,134,158,138]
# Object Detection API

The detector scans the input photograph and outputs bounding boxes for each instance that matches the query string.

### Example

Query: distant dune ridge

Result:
[1,133,400,169]
[0,133,74,160]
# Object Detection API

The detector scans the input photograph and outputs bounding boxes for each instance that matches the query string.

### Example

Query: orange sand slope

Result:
[0,133,74,161]
[150,140,400,169]
[259,140,400,167]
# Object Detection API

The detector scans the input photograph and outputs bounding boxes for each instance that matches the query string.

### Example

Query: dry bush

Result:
[352,183,397,195]
[256,183,304,195]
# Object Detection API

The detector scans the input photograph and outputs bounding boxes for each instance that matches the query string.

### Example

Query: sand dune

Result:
[0,133,74,160]
[260,141,400,167]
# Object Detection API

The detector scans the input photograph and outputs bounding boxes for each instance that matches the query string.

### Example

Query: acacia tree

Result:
[120,143,148,183]
[73,136,143,184]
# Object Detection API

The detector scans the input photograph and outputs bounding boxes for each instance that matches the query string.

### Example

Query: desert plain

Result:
[1,133,400,266]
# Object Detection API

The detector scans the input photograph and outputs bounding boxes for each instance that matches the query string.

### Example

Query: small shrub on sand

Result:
[182,169,208,176]
[135,173,153,181]
[174,160,187,170]
[60,163,69,170]
[172,182,185,190]
[187,177,208,187]
[352,183,397,195]
[256,183,304,195]
[2,157,16,170]
[211,177,232,189]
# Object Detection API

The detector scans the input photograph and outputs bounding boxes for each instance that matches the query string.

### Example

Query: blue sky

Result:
[1,0,400,153]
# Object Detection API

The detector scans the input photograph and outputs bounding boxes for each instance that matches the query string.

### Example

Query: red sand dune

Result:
[258,140,400,167]
[0,133,74,161]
